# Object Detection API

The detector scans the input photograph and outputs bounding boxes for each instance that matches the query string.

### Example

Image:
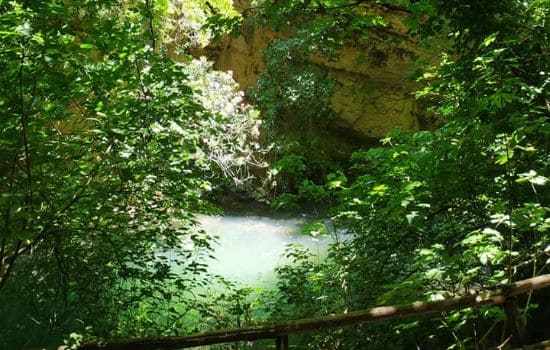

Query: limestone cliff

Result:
[207,1,434,139]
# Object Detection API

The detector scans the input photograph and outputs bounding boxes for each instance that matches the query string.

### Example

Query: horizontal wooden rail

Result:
[78,274,550,350]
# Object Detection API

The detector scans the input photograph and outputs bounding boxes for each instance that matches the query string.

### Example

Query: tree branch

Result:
[0,239,22,292]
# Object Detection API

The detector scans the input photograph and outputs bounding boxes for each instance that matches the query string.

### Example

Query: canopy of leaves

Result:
[0,0,264,347]
[249,0,549,349]
[0,0,548,349]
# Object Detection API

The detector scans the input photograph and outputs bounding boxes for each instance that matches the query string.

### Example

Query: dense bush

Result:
[253,0,549,348]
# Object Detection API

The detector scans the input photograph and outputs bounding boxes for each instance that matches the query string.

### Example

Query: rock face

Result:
[212,1,431,139]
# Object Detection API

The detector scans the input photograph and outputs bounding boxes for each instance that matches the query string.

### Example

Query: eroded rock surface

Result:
[212,1,433,138]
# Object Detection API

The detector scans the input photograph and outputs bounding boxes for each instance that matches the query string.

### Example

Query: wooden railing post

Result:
[276,335,289,350]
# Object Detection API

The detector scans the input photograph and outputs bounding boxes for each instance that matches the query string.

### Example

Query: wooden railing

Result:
[77,274,550,350]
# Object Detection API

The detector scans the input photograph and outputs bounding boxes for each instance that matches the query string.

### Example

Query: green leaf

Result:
[482,33,498,47]
[516,170,548,186]
[79,43,96,49]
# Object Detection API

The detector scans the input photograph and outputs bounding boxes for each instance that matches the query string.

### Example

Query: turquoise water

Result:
[196,214,333,287]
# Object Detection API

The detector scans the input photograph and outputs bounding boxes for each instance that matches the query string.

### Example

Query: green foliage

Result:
[273,244,332,317]
[265,134,350,202]
[256,0,550,349]
[248,0,398,201]
[0,0,264,348]
[1,0,548,349]
[269,153,346,209]
[164,0,240,49]
[251,37,336,133]
[268,153,308,200]
[271,193,300,210]
[301,221,330,237]
[204,13,243,41]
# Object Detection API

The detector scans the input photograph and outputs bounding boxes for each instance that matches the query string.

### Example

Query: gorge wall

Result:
[207,0,434,140]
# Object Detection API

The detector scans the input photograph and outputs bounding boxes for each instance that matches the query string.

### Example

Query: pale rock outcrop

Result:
[212,1,433,138]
